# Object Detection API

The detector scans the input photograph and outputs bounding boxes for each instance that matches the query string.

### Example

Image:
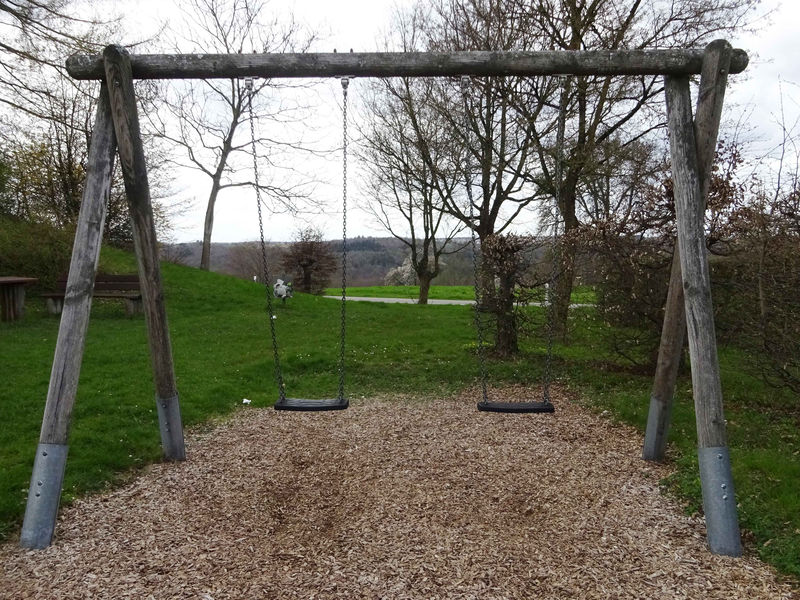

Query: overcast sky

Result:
[134,0,800,244]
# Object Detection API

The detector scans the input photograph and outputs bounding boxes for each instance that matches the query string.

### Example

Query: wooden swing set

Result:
[21,41,747,558]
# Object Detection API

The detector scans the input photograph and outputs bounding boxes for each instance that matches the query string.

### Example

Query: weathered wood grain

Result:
[39,83,116,445]
[103,44,185,461]
[643,41,732,461]
[694,40,733,205]
[66,48,749,80]
[642,250,687,461]
[665,75,728,449]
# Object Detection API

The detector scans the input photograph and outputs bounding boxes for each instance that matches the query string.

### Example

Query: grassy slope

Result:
[1,251,797,579]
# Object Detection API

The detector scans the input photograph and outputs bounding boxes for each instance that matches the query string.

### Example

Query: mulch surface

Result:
[1,386,796,599]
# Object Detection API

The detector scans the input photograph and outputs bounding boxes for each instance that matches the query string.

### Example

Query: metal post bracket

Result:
[155,393,185,461]
[20,443,69,549]
[698,446,742,556]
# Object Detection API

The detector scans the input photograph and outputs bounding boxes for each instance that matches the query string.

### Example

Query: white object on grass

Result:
[242,398,251,404]
[273,278,293,299]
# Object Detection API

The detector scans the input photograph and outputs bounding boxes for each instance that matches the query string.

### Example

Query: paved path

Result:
[325,296,592,308]
[326,295,473,305]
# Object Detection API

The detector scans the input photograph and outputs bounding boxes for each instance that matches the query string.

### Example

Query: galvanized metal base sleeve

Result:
[642,393,671,461]
[156,393,185,461]
[698,446,743,557]
[20,443,69,549]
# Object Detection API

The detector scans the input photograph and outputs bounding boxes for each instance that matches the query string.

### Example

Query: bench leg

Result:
[46,298,64,315]
[0,286,12,322]
[12,285,25,320]
[124,298,143,316]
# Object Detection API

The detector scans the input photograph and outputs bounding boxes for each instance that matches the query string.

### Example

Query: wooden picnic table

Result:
[0,277,38,322]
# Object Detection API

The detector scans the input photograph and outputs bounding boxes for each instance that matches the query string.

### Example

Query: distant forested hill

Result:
[161,237,476,287]
[160,236,603,288]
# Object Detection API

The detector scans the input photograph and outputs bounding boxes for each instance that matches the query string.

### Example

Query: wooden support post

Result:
[643,40,733,462]
[665,74,742,556]
[20,84,117,549]
[103,44,185,461]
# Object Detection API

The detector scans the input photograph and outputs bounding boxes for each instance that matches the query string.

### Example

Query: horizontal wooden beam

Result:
[66,48,748,80]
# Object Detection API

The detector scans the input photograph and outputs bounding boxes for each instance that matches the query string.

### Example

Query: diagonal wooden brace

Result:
[20,83,117,549]
[104,44,186,461]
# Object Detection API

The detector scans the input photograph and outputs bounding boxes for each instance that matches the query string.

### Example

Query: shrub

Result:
[711,217,800,396]
[279,226,337,295]
[0,217,126,292]
[593,234,672,369]
[0,217,76,291]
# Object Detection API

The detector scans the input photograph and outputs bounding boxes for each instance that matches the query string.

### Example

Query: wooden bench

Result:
[42,274,143,316]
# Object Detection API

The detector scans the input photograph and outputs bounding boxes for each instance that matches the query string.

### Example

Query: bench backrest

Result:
[55,274,140,292]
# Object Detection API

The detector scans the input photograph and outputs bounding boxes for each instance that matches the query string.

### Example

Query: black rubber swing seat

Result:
[477,401,555,414]
[274,397,349,412]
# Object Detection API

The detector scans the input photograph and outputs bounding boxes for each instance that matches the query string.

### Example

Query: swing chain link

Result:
[249,81,286,402]
[543,75,569,405]
[338,77,349,402]
[461,76,489,405]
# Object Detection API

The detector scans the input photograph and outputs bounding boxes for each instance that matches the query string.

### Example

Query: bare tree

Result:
[423,9,551,244]
[511,0,762,333]
[358,61,466,303]
[358,1,550,324]
[148,0,319,271]
[711,99,800,395]
[389,0,761,336]
[0,0,121,118]
[0,1,179,246]
[227,241,267,282]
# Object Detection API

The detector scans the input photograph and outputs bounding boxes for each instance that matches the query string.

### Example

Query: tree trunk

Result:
[494,271,518,356]
[477,247,496,308]
[551,232,576,339]
[552,174,579,338]
[418,273,432,305]
[200,180,222,271]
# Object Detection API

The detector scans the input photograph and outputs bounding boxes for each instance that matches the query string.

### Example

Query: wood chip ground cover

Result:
[1,386,796,599]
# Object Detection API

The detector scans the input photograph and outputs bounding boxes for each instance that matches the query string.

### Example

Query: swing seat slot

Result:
[274,398,349,411]
[477,401,555,414]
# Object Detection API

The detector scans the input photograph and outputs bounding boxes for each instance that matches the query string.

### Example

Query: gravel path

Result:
[1,386,795,599]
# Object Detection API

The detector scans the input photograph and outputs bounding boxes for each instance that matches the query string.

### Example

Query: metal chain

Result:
[249,80,286,402]
[461,76,489,404]
[543,76,569,405]
[338,77,349,402]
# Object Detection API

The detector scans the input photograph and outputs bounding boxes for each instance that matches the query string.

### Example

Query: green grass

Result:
[570,285,597,304]
[326,284,597,303]
[1,250,545,541]
[1,252,797,581]
[555,311,800,579]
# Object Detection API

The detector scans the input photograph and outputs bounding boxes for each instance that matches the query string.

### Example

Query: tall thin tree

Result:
[150,0,319,270]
